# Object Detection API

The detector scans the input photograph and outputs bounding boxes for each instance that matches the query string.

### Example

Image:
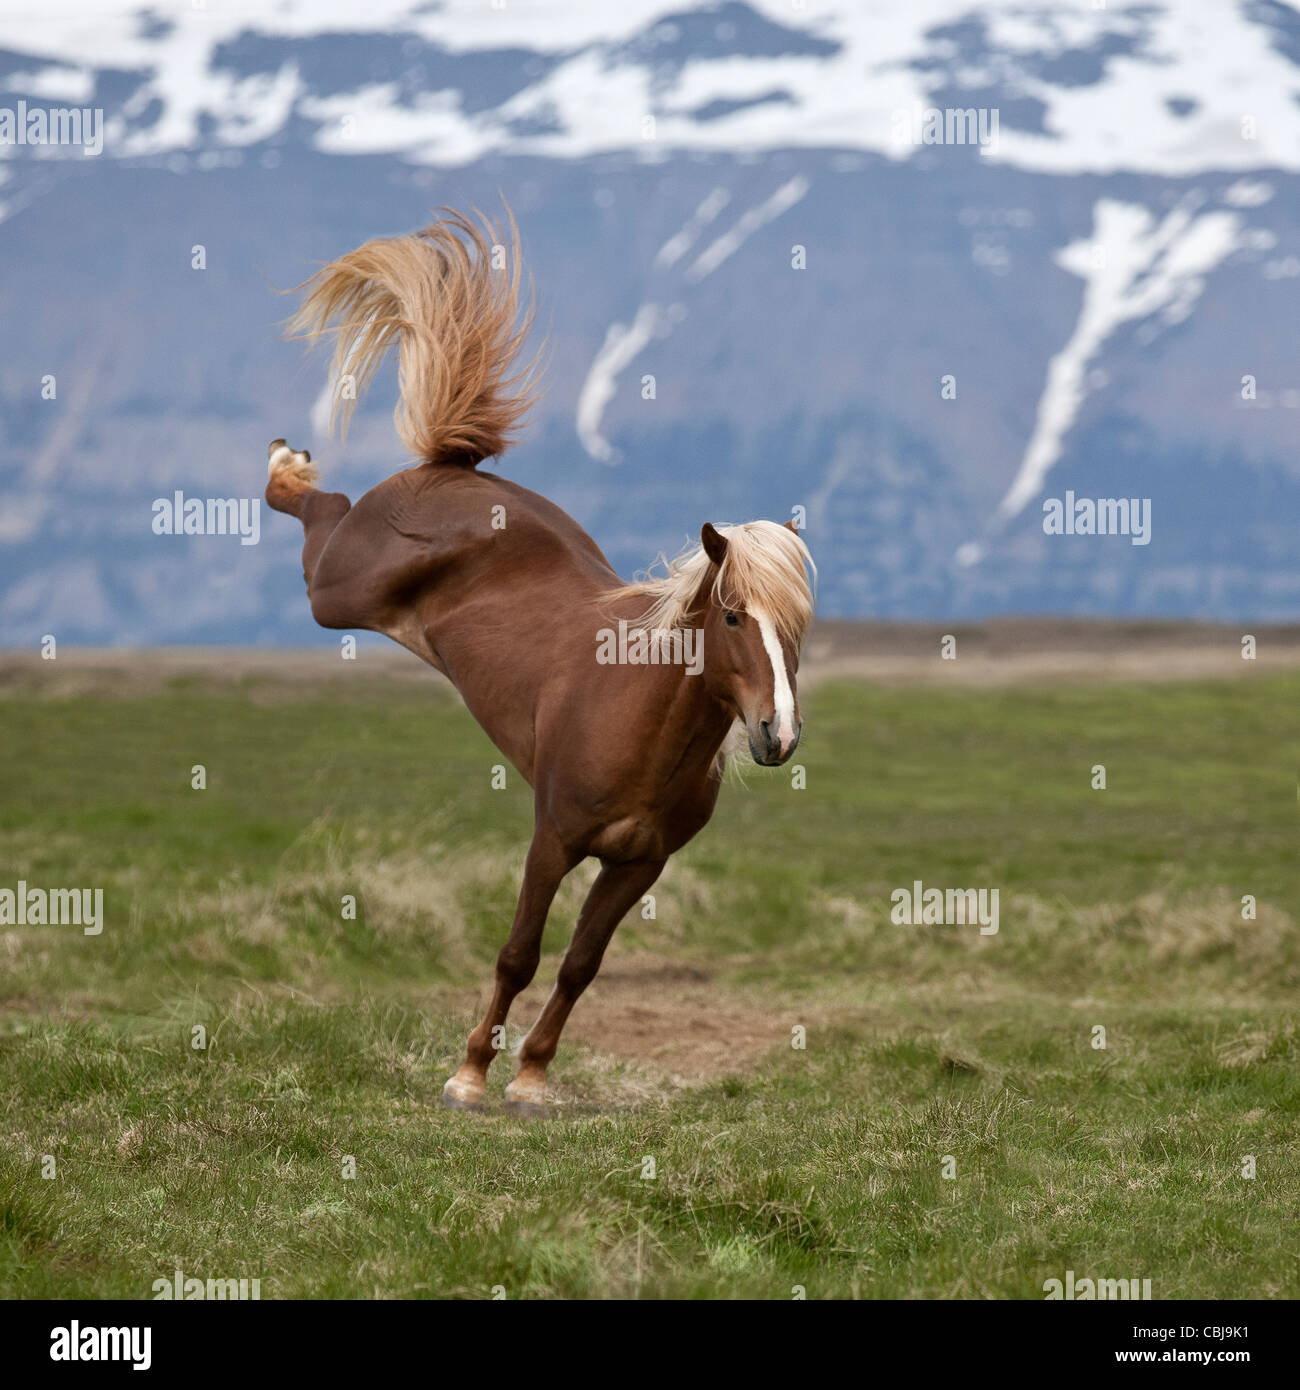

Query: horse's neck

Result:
[660,661,737,783]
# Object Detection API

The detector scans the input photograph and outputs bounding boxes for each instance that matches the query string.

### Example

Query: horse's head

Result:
[694,520,815,766]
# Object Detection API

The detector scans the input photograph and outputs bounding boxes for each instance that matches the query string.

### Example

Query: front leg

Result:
[505,856,665,1116]
[441,827,577,1109]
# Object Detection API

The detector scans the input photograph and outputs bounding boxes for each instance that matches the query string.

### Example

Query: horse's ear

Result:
[783,518,800,534]
[701,522,728,566]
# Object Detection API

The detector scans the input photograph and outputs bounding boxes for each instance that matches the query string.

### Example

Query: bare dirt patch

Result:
[560,958,792,1079]
[444,951,799,1085]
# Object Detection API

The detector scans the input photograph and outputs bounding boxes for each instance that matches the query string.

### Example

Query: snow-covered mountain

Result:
[2,0,1299,643]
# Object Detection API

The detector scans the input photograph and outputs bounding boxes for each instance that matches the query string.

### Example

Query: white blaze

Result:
[754,609,796,751]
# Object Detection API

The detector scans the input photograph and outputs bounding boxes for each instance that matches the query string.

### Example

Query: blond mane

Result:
[605,521,815,648]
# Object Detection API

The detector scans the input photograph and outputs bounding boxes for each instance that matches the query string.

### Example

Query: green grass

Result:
[1,670,1297,1298]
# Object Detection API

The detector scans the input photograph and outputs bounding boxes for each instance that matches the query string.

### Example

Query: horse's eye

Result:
[724,611,740,627]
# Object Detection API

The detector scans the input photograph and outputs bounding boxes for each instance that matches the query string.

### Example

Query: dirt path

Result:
[4,619,1298,696]
[801,618,1300,687]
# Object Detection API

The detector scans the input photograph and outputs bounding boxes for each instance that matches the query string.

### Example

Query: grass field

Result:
[1,659,1298,1299]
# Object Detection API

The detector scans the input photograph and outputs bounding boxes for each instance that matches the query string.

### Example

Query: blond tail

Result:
[285,206,539,467]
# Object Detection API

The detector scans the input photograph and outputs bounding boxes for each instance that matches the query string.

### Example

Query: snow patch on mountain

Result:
[957,195,1247,567]
[576,175,808,463]
[4,2,1300,182]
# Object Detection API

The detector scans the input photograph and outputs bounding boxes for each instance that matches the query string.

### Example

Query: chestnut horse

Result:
[266,210,814,1114]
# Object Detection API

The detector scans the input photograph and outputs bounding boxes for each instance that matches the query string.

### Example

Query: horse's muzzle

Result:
[750,718,802,766]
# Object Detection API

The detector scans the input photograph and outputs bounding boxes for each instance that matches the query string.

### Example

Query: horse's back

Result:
[360,464,610,580]
[314,462,613,620]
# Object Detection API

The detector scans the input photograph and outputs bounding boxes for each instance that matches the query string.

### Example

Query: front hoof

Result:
[503,1097,548,1120]
[504,1075,548,1118]
[441,1075,485,1111]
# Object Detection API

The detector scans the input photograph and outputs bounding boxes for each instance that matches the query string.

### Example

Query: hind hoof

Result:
[267,440,318,485]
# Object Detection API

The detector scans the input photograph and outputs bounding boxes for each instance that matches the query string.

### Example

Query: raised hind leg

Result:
[266,439,455,639]
[505,855,665,1116]
[442,827,579,1110]
[265,439,352,592]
